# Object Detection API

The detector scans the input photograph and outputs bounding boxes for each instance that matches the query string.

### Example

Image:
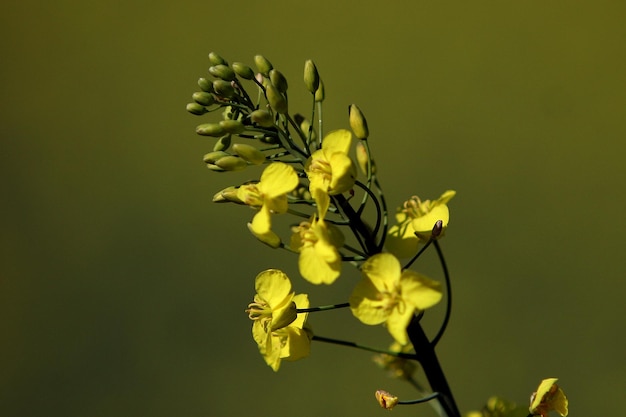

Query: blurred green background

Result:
[2,1,625,416]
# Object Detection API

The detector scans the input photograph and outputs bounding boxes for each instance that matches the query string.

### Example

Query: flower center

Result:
[402,196,432,219]
[308,158,332,182]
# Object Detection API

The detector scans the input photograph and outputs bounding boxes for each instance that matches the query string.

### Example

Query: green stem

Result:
[312,335,415,359]
[297,302,349,313]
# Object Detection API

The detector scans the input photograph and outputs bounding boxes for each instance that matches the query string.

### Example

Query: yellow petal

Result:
[327,153,356,194]
[321,129,352,154]
[400,271,443,310]
[310,177,330,219]
[349,278,389,325]
[290,294,309,328]
[250,205,272,235]
[254,269,293,308]
[278,327,311,362]
[411,204,449,234]
[385,305,415,346]
[386,221,420,259]
[259,162,298,198]
[299,246,341,285]
[361,253,402,289]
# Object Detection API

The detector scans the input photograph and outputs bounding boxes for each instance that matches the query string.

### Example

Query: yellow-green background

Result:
[2,1,624,416]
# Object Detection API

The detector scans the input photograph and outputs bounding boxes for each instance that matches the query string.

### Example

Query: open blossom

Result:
[529,378,568,417]
[349,253,442,345]
[386,190,456,258]
[305,129,356,219]
[290,216,344,285]
[237,162,299,247]
[246,269,311,371]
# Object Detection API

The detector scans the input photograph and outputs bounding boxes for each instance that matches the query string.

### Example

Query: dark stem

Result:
[312,335,415,359]
[430,240,452,347]
[406,317,461,417]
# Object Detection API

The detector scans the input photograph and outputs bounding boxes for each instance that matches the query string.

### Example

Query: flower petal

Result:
[361,253,402,289]
[411,204,449,234]
[255,269,293,308]
[321,129,352,154]
[349,278,389,325]
[259,162,298,198]
[400,271,443,310]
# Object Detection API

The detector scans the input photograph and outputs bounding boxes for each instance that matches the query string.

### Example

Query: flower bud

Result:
[355,141,369,175]
[233,143,265,165]
[212,186,242,203]
[266,84,288,114]
[214,155,247,171]
[219,119,245,134]
[198,77,214,93]
[196,123,226,137]
[250,109,274,127]
[202,151,230,164]
[294,114,316,143]
[213,80,235,98]
[269,69,288,92]
[375,390,399,410]
[431,220,443,238]
[213,135,231,151]
[349,104,369,139]
[232,62,255,80]
[206,163,226,172]
[303,60,319,94]
[208,52,227,66]
[192,91,214,106]
[186,102,207,116]
[208,64,236,81]
[314,78,325,102]
[254,55,273,76]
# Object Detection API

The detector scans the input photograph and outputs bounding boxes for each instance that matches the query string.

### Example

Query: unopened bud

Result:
[196,123,226,137]
[208,64,236,81]
[269,69,288,92]
[266,84,288,114]
[213,135,231,151]
[314,78,325,102]
[232,62,255,80]
[233,143,265,165]
[303,60,320,94]
[356,141,369,175]
[250,109,274,127]
[192,91,215,106]
[375,390,399,410]
[214,155,247,171]
[202,151,230,164]
[186,102,208,115]
[254,55,273,76]
[349,104,369,139]
[212,186,242,203]
[431,220,443,238]
[206,163,226,172]
[219,119,245,134]
[213,80,235,99]
[208,52,227,66]
[294,114,316,143]
[198,77,213,93]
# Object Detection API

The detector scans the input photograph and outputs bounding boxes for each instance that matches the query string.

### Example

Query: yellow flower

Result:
[305,129,357,218]
[529,378,568,417]
[386,190,456,258]
[290,216,344,285]
[349,253,442,345]
[237,162,299,247]
[246,269,311,371]
[375,390,399,410]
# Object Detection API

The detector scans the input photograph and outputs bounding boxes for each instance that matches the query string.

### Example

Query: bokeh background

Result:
[2,1,625,416]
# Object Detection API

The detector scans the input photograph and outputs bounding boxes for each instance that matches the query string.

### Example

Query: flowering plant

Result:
[186,52,568,416]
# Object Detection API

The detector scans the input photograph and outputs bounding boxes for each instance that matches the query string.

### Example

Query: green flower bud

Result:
[192,91,214,106]
[202,151,230,164]
[219,119,245,134]
[294,114,316,142]
[213,135,231,151]
[250,109,274,127]
[208,52,228,66]
[213,80,235,98]
[314,78,325,102]
[303,60,319,94]
[233,143,265,165]
[269,69,288,92]
[208,64,236,81]
[198,77,213,93]
[254,55,273,76]
[214,155,247,171]
[206,163,226,172]
[259,135,279,144]
[212,186,243,203]
[232,62,255,80]
[349,104,369,139]
[355,141,369,175]
[186,102,208,115]
[266,84,288,114]
[196,123,226,137]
